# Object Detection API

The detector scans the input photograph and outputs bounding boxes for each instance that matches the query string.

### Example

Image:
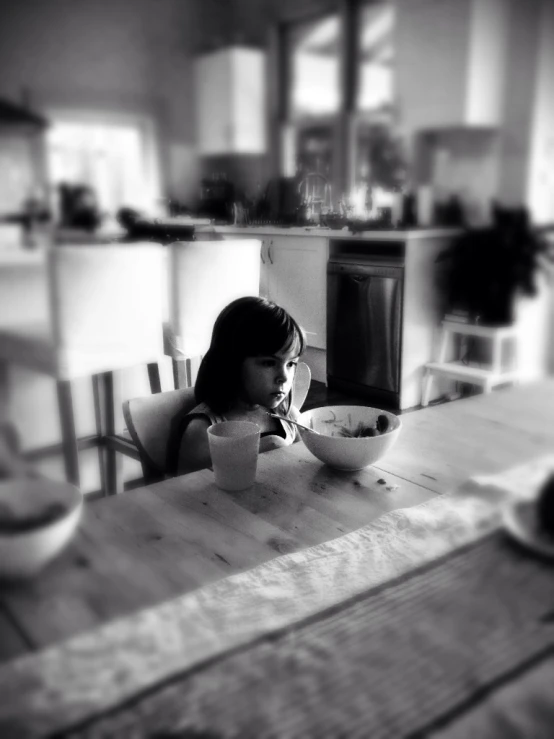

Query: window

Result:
[288,14,342,118]
[357,1,395,113]
[353,1,405,193]
[282,13,341,212]
[46,114,161,218]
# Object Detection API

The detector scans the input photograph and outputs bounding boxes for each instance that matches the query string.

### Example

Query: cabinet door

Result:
[396,0,506,131]
[267,237,328,349]
[195,49,266,155]
[220,232,269,298]
[259,238,270,299]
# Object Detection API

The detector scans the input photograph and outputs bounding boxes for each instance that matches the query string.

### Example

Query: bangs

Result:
[243,309,305,358]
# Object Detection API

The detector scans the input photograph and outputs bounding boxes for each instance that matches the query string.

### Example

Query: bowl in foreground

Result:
[298,405,401,471]
[0,478,82,580]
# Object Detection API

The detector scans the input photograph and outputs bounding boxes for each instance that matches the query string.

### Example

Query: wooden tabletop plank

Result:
[376,380,554,493]
[0,608,30,662]
[0,458,433,655]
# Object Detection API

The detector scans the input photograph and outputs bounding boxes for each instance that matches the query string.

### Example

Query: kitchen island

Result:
[217,226,460,409]
[215,225,551,410]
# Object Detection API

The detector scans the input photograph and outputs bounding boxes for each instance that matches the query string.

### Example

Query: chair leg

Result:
[147,362,162,394]
[189,356,202,386]
[56,380,80,487]
[421,369,434,408]
[101,371,123,496]
[92,375,107,496]
[491,334,503,375]
[0,360,9,420]
[437,326,450,363]
[172,358,190,389]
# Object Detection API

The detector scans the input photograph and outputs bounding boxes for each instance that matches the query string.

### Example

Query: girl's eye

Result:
[287,361,298,369]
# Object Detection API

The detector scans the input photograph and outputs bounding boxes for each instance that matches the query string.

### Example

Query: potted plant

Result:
[435,204,553,326]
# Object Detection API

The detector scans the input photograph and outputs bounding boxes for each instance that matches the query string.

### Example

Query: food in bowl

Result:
[0,479,82,579]
[338,414,390,438]
[298,406,401,471]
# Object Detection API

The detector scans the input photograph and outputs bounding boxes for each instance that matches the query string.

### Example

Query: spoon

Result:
[267,412,320,435]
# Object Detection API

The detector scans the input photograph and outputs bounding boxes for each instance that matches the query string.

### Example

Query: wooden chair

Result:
[164,239,262,388]
[124,361,312,483]
[0,243,166,494]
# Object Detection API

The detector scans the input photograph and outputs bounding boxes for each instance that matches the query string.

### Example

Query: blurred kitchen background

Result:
[0,0,553,236]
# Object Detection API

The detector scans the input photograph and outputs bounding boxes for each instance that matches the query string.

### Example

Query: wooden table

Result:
[1,379,554,663]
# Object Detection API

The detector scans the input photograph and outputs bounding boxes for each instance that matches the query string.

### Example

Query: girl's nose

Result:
[275,365,287,383]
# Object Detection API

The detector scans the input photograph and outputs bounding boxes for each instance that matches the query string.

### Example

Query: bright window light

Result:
[47,116,160,216]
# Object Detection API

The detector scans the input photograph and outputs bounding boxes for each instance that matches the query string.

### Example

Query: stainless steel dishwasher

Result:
[327,240,405,409]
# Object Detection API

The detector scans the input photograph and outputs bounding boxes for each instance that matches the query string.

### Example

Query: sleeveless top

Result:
[166,401,298,477]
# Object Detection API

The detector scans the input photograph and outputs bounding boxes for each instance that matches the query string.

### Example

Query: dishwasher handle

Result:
[327,261,403,280]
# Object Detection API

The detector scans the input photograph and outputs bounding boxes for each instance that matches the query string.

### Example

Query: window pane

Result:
[294,124,335,219]
[357,1,395,113]
[288,14,341,117]
[355,123,406,191]
[47,118,156,215]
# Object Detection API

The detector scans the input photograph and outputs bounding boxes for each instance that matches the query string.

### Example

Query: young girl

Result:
[167,296,306,476]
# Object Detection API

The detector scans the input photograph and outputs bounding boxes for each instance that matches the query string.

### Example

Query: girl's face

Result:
[240,344,300,409]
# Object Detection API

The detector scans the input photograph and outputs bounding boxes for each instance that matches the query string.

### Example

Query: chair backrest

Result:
[168,239,261,358]
[124,361,312,481]
[48,243,166,379]
[291,360,311,411]
[123,386,197,483]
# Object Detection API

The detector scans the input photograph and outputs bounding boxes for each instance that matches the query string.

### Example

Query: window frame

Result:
[273,0,397,200]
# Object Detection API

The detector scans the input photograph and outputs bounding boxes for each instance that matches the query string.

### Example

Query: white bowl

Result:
[298,405,402,471]
[0,478,83,580]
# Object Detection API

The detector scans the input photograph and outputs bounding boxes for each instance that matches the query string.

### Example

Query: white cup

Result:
[207,421,260,491]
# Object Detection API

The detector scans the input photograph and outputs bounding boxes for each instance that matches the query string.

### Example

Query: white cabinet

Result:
[219,231,328,349]
[396,0,509,132]
[219,231,270,298]
[194,47,266,155]
[263,236,328,350]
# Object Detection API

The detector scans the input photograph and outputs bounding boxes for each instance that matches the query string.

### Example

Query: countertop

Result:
[0,227,461,270]
[212,226,461,241]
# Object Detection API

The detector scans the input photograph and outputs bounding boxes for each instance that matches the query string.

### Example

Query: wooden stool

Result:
[0,243,166,494]
[164,239,261,388]
[421,320,520,407]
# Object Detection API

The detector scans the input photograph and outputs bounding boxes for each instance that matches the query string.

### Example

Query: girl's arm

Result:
[288,405,302,443]
[176,417,212,474]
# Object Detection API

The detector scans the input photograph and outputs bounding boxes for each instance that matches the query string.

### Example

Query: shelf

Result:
[424,361,518,386]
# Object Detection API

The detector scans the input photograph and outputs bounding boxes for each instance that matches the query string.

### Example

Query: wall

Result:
[527,0,554,225]
[395,0,471,136]
[0,0,201,205]
[496,0,542,208]
[405,0,550,224]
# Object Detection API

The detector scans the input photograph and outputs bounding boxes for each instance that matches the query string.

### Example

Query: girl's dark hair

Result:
[195,297,306,414]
